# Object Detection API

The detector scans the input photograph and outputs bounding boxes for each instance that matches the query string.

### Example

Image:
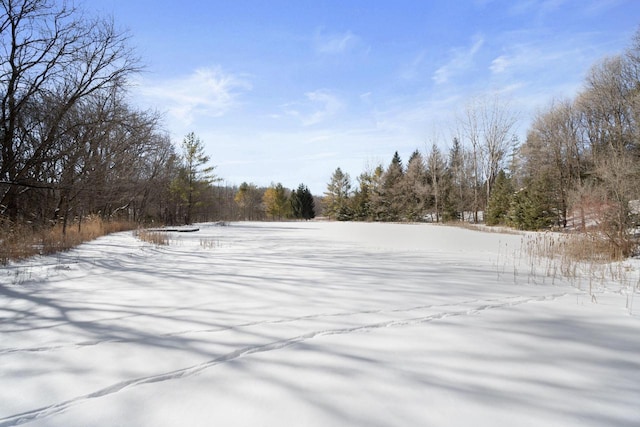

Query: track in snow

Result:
[0,292,569,427]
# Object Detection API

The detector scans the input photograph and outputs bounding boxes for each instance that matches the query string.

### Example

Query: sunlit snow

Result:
[1,222,639,426]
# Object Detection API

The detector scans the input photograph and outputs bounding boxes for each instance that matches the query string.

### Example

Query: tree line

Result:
[324,28,640,257]
[235,182,316,221]
[1,0,168,231]
[4,0,639,258]
[324,94,519,225]
[0,0,316,234]
[502,29,640,256]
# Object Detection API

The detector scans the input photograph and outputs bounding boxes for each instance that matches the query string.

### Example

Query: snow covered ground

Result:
[1,221,639,427]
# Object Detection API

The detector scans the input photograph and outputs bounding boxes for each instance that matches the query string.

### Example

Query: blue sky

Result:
[98,0,640,195]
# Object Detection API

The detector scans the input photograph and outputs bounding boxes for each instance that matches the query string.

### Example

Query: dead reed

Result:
[521,231,638,296]
[135,229,170,246]
[0,216,136,265]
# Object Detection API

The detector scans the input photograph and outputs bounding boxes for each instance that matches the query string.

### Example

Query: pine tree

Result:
[351,165,384,221]
[171,132,217,224]
[402,150,429,221]
[508,174,555,230]
[377,152,404,221]
[363,165,385,221]
[324,167,352,220]
[291,184,315,220]
[486,170,513,226]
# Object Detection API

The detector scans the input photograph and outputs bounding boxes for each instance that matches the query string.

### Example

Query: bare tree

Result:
[575,51,640,254]
[234,182,264,221]
[0,0,141,220]
[446,137,473,221]
[522,98,584,227]
[480,95,519,204]
[458,94,518,222]
[426,143,447,222]
[458,100,482,222]
[578,55,637,155]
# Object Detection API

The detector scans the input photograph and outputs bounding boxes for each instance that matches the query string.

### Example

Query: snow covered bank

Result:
[1,222,639,426]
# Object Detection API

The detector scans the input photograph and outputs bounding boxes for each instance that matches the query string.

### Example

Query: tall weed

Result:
[135,229,170,246]
[522,231,638,296]
[0,216,136,265]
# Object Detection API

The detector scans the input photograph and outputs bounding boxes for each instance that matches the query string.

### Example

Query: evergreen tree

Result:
[351,170,374,221]
[402,150,429,221]
[508,174,555,230]
[486,170,513,226]
[363,165,385,221]
[377,152,404,221]
[171,132,217,224]
[291,184,315,220]
[324,167,353,220]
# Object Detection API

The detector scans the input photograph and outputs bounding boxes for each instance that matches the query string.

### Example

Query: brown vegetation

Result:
[0,216,135,265]
[134,229,170,246]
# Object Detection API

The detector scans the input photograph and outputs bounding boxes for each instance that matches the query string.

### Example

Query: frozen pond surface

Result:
[1,221,639,426]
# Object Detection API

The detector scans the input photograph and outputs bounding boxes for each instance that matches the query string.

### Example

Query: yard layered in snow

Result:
[1,221,639,426]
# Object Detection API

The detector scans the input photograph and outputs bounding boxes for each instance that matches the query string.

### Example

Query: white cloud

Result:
[490,55,511,74]
[315,30,360,54]
[304,90,343,125]
[433,35,485,85]
[360,92,373,102]
[138,67,251,125]
[283,90,344,126]
[486,33,600,81]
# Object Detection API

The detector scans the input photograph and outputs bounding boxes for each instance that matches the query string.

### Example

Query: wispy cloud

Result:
[304,90,344,125]
[138,67,251,125]
[490,55,511,74]
[314,29,360,54]
[283,89,344,126]
[399,50,428,81]
[487,32,598,79]
[433,34,484,85]
[583,0,625,16]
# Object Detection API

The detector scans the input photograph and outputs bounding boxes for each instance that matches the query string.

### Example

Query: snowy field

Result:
[1,221,639,427]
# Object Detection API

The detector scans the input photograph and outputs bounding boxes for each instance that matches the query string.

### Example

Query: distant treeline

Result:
[3,0,639,259]
[323,28,640,257]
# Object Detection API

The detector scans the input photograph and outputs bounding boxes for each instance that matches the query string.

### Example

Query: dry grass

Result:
[444,221,522,235]
[453,221,639,301]
[523,231,626,269]
[0,216,136,265]
[521,231,639,299]
[135,229,170,246]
